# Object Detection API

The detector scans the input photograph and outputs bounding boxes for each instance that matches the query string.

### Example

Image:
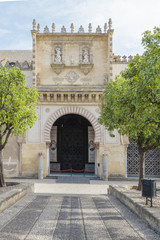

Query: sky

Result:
[0,0,160,56]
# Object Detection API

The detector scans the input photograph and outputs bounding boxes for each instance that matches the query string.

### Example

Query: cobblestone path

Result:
[0,194,159,240]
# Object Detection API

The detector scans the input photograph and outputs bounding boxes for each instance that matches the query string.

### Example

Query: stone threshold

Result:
[0,183,34,212]
[108,185,160,234]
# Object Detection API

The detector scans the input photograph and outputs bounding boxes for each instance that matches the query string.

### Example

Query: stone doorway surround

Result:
[44,106,101,143]
[43,106,101,175]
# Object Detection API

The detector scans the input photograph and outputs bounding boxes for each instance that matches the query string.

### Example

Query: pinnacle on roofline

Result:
[31,18,113,34]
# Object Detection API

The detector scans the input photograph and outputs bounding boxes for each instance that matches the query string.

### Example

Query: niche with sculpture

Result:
[80,46,93,75]
[51,45,65,75]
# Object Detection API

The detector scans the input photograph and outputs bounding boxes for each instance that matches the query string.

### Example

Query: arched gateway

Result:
[44,106,101,143]
[44,107,101,173]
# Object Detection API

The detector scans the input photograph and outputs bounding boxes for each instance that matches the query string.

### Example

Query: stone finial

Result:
[1,57,8,67]
[117,55,121,62]
[78,25,84,33]
[37,24,40,33]
[22,61,30,69]
[108,18,112,30]
[44,26,49,33]
[61,25,66,33]
[52,23,55,33]
[128,55,133,62]
[96,25,102,33]
[88,23,92,33]
[32,19,36,30]
[70,23,74,33]
[104,23,107,33]
[122,55,127,62]
[113,55,120,62]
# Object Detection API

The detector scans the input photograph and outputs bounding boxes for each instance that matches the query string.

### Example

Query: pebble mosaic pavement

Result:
[0,193,160,240]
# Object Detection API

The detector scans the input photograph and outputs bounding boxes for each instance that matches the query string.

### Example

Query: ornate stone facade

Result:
[0,19,135,179]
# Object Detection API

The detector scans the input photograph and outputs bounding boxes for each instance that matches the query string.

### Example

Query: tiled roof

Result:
[0,50,32,63]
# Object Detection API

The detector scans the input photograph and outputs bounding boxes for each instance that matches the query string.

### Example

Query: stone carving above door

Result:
[51,42,94,75]
[65,70,79,84]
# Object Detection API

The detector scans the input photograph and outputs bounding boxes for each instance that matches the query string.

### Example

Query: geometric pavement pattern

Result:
[0,194,160,240]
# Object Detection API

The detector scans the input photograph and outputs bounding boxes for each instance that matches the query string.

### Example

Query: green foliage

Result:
[99,27,160,152]
[0,67,39,150]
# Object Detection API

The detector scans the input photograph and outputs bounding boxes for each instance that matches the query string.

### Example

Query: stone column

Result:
[46,142,50,176]
[38,152,43,179]
[94,142,99,176]
[103,153,108,180]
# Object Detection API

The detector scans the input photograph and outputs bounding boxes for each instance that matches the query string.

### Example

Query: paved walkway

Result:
[0,176,160,240]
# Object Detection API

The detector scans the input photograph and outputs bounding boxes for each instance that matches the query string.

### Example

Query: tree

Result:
[99,27,160,190]
[0,67,39,187]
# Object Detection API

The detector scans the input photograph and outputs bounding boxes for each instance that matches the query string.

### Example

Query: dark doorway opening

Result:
[54,114,91,171]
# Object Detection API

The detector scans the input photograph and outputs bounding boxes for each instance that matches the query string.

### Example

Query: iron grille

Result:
[127,140,160,177]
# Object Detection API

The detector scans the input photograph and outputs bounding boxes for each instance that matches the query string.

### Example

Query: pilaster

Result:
[31,19,38,86]
[107,18,114,82]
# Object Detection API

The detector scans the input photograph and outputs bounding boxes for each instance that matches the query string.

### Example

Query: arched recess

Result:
[44,106,101,143]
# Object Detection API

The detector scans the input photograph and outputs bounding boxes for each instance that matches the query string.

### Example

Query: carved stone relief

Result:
[80,65,93,75]
[45,108,50,113]
[65,71,79,84]
[95,107,100,113]
[51,44,64,75]
[79,44,93,75]
[82,49,90,63]
[80,77,91,85]
[53,77,64,85]
[54,47,62,64]
[52,65,64,75]
[51,42,94,75]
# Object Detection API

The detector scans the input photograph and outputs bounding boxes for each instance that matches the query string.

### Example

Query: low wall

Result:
[109,185,160,234]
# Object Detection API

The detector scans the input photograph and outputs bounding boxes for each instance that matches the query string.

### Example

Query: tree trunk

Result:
[137,149,145,190]
[0,150,6,187]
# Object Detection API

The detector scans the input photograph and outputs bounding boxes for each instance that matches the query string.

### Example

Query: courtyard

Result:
[0,176,160,240]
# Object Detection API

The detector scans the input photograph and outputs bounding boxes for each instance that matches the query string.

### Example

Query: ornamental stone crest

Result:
[65,71,79,84]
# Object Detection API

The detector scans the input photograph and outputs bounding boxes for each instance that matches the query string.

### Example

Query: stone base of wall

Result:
[98,144,127,180]
[21,143,47,178]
